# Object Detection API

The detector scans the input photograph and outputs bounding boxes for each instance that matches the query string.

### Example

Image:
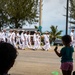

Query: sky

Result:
[24,0,70,35]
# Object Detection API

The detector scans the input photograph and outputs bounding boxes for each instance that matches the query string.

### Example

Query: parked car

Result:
[53,39,63,46]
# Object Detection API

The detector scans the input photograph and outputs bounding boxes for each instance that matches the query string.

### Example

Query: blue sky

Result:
[24,0,71,35]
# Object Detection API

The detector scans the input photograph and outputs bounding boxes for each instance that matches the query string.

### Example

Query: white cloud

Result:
[41,0,68,35]
[24,0,69,35]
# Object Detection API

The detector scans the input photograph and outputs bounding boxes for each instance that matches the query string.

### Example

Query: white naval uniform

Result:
[9,32,13,44]
[33,33,37,49]
[0,32,3,42]
[7,32,11,43]
[24,33,28,48]
[73,35,75,47]
[36,34,41,49]
[70,31,74,47]
[16,33,20,44]
[18,34,22,49]
[43,34,50,51]
[12,32,17,48]
[21,32,25,49]
[70,32,74,41]
[2,32,6,42]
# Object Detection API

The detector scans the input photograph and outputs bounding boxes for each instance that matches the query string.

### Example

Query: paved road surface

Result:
[9,46,75,75]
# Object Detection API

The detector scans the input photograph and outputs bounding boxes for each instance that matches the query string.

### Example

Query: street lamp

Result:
[66,0,69,35]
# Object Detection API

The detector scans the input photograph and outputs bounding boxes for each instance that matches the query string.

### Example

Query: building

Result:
[6,28,38,35]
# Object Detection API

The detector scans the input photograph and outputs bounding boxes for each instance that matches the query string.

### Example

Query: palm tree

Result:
[34,25,38,29]
[50,25,62,42]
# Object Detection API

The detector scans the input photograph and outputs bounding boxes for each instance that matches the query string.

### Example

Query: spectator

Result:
[54,35,74,75]
[0,42,17,75]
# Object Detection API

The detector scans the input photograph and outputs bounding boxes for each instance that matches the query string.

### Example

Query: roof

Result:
[6,28,38,31]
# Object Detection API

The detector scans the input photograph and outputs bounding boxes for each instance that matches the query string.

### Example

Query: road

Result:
[9,46,75,75]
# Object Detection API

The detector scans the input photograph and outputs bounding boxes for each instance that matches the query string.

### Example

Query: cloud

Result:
[23,0,68,35]
[43,0,66,20]
[41,0,67,35]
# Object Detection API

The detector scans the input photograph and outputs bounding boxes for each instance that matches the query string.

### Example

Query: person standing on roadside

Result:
[0,42,17,75]
[54,35,74,75]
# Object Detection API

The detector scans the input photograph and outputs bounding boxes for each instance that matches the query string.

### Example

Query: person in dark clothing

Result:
[54,35,74,75]
[0,42,17,75]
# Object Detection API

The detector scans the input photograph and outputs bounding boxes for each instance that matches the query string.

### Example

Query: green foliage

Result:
[50,25,62,42]
[0,0,39,28]
[69,0,75,24]
[34,25,38,29]
[0,9,8,30]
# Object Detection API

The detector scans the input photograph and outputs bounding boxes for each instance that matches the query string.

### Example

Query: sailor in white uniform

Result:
[36,32,41,49]
[43,32,50,51]
[0,31,3,42]
[7,30,12,43]
[18,31,22,49]
[11,30,17,48]
[24,31,28,48]
[9,30,13,44]
[2,29,7,42]
[27,31,32,48]
[70,29,74,47]
[20,31,25,50]
[33,31,37,50]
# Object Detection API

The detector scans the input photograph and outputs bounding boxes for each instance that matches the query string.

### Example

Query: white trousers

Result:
[33,41,37,49]
[43,42,50,51]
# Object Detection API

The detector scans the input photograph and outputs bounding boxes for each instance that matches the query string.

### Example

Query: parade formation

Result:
[0,29,51,51]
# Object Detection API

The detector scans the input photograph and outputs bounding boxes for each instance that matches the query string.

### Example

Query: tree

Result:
[69,0,75,24]
[0,0,39,28]
[50,25,62,42]
[0,0,9,30]
[34,25,38,29]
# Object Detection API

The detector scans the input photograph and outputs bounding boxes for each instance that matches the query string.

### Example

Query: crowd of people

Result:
[0,29,51,51]
[0,29,75,75]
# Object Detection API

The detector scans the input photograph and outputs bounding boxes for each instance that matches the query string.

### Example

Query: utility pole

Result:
[66,0,69,35]
[39,0,43,33]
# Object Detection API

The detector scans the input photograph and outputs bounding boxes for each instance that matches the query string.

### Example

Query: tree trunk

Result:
[15,19,19,28]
